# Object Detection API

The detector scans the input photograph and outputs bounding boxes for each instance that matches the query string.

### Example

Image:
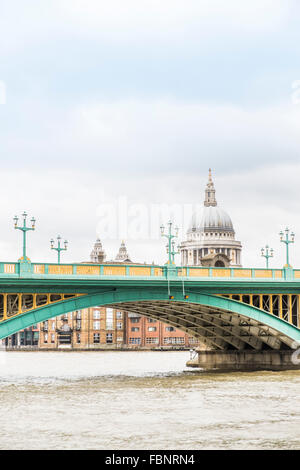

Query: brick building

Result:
[38,306,125,349]
[5,306,199,350]
[126,313,199,348]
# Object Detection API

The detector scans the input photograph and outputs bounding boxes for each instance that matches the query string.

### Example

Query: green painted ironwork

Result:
[0,288,299,346]
[14,212,36,261]
[50,236,68,264]
[261,245,273,269]
[171,240,180,264]
[160,221,179,265]
[280,227,295,267]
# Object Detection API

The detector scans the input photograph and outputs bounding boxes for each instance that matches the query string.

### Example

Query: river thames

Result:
[0,350,299,450]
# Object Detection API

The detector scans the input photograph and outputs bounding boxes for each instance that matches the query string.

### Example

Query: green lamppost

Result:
[171,240,180,264]
[279,228,295,267]
[261,245,274,269]
[13,212,36,261]
[160,221,179,265]
[50,236,68,264]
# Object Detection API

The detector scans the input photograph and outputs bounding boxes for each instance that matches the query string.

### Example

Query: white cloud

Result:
[0,81,6,104]
[0,0,296,55]
[2,98,300,176]
[65,99,300,172]
[0,1,299,272]
[58,0,291,37]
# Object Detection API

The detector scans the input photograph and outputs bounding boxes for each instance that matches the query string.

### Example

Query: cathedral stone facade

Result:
[90,238,106,263]
[115,240,131,262]
[180,170,242,268]
[90,239,131,264]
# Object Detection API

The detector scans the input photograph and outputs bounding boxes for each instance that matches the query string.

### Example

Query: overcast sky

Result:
[0,0,300,268]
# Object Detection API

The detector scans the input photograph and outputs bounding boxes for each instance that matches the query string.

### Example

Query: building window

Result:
[93,310,100,319]
[130,318,140,323]
[165,327,175,332]
[93,321,100,330]
[51,334,55,344]
[163,337,185,344]
[76,334,81,344]
[148,318,156,323]
[93,333,100,344]
[146,337,159,344]
[33,331,39,345]
[52,321,55,330]
[131,327,139,332]
[148,327,157,332]
[129,337,141,344]
[116,311,122,319]
[44,333,48,343]
[117,322,123,330]
[106,308,114,330]
[188,337,199,344]
[106,333,113,344]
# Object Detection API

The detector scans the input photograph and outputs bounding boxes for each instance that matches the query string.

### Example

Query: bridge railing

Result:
[0,262,298,281]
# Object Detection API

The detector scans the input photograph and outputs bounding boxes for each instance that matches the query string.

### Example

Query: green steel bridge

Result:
[1,260,300,364]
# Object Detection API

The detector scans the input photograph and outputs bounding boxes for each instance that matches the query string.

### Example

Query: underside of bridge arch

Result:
[0,288,299,350]
[109,300,291,351]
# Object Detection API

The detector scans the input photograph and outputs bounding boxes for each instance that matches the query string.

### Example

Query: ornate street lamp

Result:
[50,235,68,264]
[171,240,180,264]
[261,245,274,269]
[160,221,179,265]
[14,211,36,260]
[279,228,295,267]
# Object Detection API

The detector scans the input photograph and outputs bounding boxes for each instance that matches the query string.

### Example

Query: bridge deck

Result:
[0,261,299,281]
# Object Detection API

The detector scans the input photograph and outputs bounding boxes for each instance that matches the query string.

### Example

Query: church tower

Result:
[115,241,131,262]
[204,168,217,207]
[90,239,106,263]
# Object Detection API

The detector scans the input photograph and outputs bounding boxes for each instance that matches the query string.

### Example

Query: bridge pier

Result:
[186,349,300,371]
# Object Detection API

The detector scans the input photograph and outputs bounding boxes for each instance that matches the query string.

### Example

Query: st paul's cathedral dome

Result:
[180,170,242,267]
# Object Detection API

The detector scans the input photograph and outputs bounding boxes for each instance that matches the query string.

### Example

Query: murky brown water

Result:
[0,350,299,450]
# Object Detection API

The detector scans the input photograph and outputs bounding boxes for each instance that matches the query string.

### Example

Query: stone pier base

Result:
[186,350,300,371]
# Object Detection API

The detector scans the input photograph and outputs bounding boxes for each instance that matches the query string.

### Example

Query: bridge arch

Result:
[1,288,300,350]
